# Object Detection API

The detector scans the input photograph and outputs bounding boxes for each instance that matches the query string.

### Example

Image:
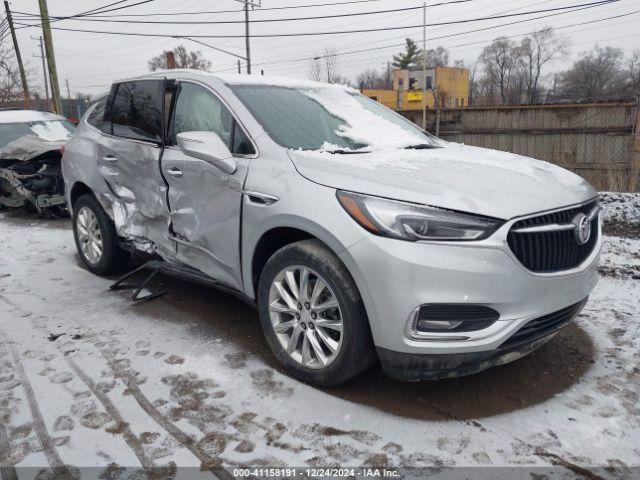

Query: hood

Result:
[288,142,596,220]
[0,135,65,162]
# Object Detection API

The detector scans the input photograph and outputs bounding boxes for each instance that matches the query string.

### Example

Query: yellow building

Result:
[364,66,469,111]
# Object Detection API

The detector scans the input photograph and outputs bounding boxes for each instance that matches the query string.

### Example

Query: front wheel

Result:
[257,239,376,387]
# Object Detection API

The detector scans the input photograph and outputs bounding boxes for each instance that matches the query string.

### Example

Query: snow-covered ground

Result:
[0,201,639,478]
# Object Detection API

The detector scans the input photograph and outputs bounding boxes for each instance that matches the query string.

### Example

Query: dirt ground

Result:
[0,211,639,478]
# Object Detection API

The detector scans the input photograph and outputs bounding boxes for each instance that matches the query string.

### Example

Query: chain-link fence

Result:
[401,102,640,192]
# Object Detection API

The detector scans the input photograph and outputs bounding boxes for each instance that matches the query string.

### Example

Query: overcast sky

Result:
[10,0,640,97]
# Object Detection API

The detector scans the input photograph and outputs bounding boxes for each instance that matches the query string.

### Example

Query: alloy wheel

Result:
[76,206,103,265]
[268,265,344,369]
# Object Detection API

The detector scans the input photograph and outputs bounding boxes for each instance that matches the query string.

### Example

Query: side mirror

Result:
[176,131,237,175]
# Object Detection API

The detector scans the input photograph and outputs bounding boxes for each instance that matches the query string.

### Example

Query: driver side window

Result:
[171,83,254,156]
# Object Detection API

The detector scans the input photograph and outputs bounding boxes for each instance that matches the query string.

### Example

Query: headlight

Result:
[336,191,503,241]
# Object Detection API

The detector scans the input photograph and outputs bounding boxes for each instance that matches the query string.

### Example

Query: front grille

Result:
[500,299,587,350]
[507,200,599,273]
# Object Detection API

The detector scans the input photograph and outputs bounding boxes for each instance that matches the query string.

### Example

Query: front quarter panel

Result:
[241,149,366,299]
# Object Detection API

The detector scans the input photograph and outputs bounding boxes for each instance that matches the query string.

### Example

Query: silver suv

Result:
[63,70,600,386]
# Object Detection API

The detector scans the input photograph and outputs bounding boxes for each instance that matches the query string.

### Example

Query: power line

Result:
[14,0,156,32]
[14,4,449,25]
[300,10,640,73]
[209,2,632,72]
[69,10,640,84]
[74,0,135,18]
[14,0,390,19]
[15,0,156,28]
[13,0,620,38]
[64,0,156,17]
[14,1,476,25]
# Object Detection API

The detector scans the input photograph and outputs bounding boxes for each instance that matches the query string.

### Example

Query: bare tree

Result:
[420,46,450,67]
[627,49,640,96]
[520,27,570,103]
[479,37,524,104]
[355,69,385,90]
[0,41,37,106]
[558,45,626,101]
[148,45,211,71]
[466,63,480,106]
[0,48,22,104]
[309,47,350,85]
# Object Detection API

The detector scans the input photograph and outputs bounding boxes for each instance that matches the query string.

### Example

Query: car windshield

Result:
[230,84,440,152]
[0,119,75,149]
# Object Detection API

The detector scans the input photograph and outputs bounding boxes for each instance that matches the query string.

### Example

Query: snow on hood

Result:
[289,143,596,220]
[0,135,65,162]
[29,120,73,142]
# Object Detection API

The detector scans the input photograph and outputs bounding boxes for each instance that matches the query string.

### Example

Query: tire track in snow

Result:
[0,422,18,480]
[0,294,230,478]
[64,356,162,475]
[95,343,234,480]
[1,294,178,476]
[0,331,75,480]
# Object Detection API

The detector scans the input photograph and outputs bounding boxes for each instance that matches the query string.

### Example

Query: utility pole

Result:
[4,1,30,109]
[386,62,391,89]
[38,0,63,115]
[244,2,251,74]
[32,36,50,109]
[237,60,241,74]
[65,79,71,101]
[434,67,441,137]
[235,0,261,75]
[421,2,426,130]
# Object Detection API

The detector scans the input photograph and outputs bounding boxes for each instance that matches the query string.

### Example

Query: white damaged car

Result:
[62,71,600,386]
[0,109,75,214]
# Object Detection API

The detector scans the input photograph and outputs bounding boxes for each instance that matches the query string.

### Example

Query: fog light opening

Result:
[410,304,501,336]
[416,319,463,332]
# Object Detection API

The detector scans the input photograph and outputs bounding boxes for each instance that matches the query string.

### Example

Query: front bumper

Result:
[338,213,601,358]
[377,298,588,381]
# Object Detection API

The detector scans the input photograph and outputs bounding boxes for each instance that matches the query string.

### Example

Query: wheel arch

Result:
[69,182,94,211]
[250,226,316,298]
[247,220,357,301]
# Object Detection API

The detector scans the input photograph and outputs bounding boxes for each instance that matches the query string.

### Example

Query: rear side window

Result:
[171,82,254,156]
[111,80,163,143]
[86,99,107,131]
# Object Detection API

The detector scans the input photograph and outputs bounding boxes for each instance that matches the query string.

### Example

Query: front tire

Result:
[73,194,128,275]
[257,239,376,387]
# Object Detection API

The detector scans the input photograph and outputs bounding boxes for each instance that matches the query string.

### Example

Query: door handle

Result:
[166,167,183,178]
[101,155,118,163]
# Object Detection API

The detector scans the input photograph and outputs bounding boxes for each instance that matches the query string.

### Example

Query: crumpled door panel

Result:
[97,136,173,257]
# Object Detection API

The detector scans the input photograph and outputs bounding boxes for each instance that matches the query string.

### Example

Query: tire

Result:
[72,194,129,275]
[257,239,376,387]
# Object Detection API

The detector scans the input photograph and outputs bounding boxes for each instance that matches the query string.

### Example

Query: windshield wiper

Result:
[404,143,441,150]
[325,149,370,155]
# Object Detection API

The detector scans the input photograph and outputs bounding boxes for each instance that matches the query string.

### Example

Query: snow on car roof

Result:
[135,69,355,92]
[215,73,355,91]
[0,109,67,124]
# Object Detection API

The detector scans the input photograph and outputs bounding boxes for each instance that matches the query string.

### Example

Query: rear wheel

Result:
[257,239,376,387]
[73,194,128,275]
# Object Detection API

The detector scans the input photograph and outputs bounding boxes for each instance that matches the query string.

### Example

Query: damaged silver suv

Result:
[63,70,600,386]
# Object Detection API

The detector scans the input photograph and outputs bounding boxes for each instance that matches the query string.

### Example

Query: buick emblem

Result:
[572,213,591,245]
